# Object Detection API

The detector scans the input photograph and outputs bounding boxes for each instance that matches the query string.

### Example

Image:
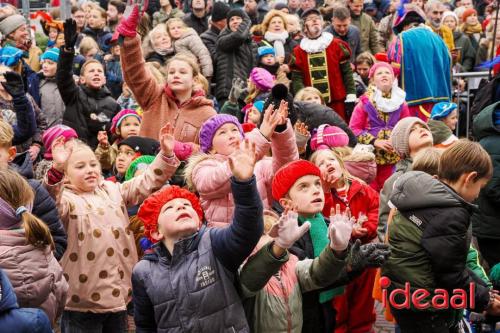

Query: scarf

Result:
[300,32,334,54]
[372,80,406,113]
[153,46,174,56]
[264,31,289,59]
[298,213,340,303]
[461,23,483,34]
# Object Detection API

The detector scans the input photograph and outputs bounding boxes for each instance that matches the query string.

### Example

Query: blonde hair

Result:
[0,120,14,148]
[310,149,352,187]
[79,36,99,56]
[166,18,188,39]
[412,147,442,176]
[64,140,99,171]
[196,74,209,94]
[145,62,166,85]
[165,53,201,83]
[90,7,107,28]
[294,87,325,104]
[80,58,103,76]
[0,169,54,249]
[262,10,289,32]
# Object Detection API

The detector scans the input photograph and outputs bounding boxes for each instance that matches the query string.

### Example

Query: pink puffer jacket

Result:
[0,230,68,326]
[185,121,299,228]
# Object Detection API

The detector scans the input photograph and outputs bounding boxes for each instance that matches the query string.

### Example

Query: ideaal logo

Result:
[380,277,476,310]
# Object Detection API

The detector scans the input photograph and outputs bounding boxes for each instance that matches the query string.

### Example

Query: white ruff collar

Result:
[373,80,406,113]
[300,32,334,53]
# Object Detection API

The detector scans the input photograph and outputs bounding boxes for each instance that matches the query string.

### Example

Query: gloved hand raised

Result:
[63,18,78,49]
[1,72,25,98]
[329,204,356,252]
[116,5,141,38]
[228,78,246,104]
[268,209,310,250]
[346,239,391,273]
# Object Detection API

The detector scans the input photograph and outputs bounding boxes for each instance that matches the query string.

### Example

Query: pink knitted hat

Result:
[42,125,78,159]
[110,109,141,135]
[310,125,349,151]
[249,68,275,92]
[368,62,395,79]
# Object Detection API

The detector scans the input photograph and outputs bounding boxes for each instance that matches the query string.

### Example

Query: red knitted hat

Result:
[272,160,321,201]
[462,8,477,22]
[138,186,204,242]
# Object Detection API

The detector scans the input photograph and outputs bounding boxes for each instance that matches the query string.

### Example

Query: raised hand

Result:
[268,208,310,249]
[228,139,256,182]
[329,204,356,252]
[276,100,289,125]
[159,122,175,157]
[228,78,246,104]
[346,240,391,272]
[97,131,109,147]
[63,18,78,49]
[321,169,340,192]
[259,104,283,140]
[1,72,25,98]
[51,136,73,172]
[116,5,141,38]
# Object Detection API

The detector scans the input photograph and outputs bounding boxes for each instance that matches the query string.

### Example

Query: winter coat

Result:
[39,75,64,128]
[44,154,180,313]
[95,141,118,172]
[472,101,500,239]
[185,122,298,228]
[215,14,257,101]
[132,176,263,332]
[240,241,346,333]
[81,27,113,53]
[182,12,209,35]
[294,101,357,147]
[0,94,37,147]
[350,12,384,54]
[453,30,476,72]
[105,56,123,99]
[0,268,52,333]
[0,230,68,325]
[382,171,491,315]
[152,8,184,27]
[11,152,67,260]
[200,25,221,64]
[259,34,298,65]
[121,35,216,143]
[323,178,379,244]
[325,25,362,63]
[173,28,213,78]
[57,48,120,148]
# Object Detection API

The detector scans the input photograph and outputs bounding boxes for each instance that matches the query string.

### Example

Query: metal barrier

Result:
[451,71,490,138]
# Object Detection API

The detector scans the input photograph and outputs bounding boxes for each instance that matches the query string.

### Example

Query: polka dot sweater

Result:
[44,154,180,313]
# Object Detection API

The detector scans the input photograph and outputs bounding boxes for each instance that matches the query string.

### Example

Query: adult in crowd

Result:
[259,10,297,70]
[183,0,209,35]
[106,0,126,32]
[378,0,399,49]
[347,0,384,53]
[441,11,476,72]
[325,6,362,63]
[244,0,268,25]
[425,0,455,51]
[201,1,230,63]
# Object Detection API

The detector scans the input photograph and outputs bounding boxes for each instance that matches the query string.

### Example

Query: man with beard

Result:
[425,0,455,51]
[107,0,126,32]
[292,8,356,121]
[244,0,268,25]
[183,0,209,35]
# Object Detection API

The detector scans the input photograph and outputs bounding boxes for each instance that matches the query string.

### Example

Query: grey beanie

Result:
[0,15,26,37]
[390,117,430,159]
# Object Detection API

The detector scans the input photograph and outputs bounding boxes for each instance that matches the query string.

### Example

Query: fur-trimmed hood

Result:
[184,152,227,191]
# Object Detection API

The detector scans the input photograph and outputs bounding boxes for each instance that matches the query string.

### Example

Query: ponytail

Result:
[21,212,55,250]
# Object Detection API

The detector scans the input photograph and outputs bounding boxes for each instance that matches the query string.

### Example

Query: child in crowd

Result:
[295,87,325,105]
[82,6,113,53]
[78,36,100,60]
[430,101,459,131]
[246,67,275,103]
[354,52,375,97]
[166,18,213,79]
[117,82,140,111]
[382,140,500,331]
[95,109,142,172]
[116,6,216,143]
[185,106,298,228]
[58,19,120,148]
[377,117,433,241]
[256,46,290,87]
[311,148,380,333]
[427,119,459,150]
[142,24,174,66]
[350,62,410,191]
[242,100,265,127]
[271,160,390,333]
[39,48,65,128]
[0,169,68,327]
[44,19,64,49]
[132,139,263,332]
[43,123,180,331]
[104,43,123,99]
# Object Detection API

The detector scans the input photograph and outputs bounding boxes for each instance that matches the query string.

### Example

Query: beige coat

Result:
[174,28,213,78]
[45,154,180,313]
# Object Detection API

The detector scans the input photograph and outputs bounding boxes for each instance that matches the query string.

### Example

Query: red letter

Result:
[432,289,449,310]
[380,277,391,309]
[390,282,410,309]
[469,282,475,309]
[412,289,431,310]
[450,289,467,309]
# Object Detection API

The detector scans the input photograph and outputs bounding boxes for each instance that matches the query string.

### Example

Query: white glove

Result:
[329,205,356,251]
[345,94,357,103]
[268,211,311,249]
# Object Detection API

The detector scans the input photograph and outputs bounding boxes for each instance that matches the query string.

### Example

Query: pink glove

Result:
[268,211,311,249]
[173,141,194,161]
[329,205,356,251]
[115,5,140,38]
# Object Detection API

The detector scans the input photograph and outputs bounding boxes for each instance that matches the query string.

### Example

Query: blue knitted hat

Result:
[41,47,60,63]
[430,102,457,120]
[0,46,23,67]
[258,46,275,58]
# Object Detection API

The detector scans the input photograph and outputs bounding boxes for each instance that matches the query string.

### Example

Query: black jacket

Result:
[57,48,120,148]
[215,14,257,101]
[201,25,221,64]
[182,12,209,35]
[11,152,67,260]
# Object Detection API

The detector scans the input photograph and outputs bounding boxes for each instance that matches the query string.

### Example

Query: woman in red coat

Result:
[311,148,379,333]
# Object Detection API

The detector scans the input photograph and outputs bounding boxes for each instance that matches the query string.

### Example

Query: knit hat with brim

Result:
[125,155,155,181]
[0,15,26,37]
[390,117,430,158]
[199,114,244,153]
[110,109,141,135]
[138,185,204,242]
[272,160,321,201]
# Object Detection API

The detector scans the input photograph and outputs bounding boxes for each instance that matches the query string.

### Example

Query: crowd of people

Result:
[0,0,499,332]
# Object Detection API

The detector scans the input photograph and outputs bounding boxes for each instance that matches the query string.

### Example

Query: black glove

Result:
[344,101,355,122]
[347,239,390,273]
[1,72,25,98]
[63,18,78,49]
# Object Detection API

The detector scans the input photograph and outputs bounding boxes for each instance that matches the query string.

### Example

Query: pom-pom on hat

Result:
[110,109,142,135]
[138,186,204,242]
[40,47,60,63]
[310,125,349,151]
[368,61,395,79]
[199,114,244,153]
[125,155,155,181]
[42,125,78,159]
[390,117,430,158]
[249,67,275,92]
[430,102,457,120]
[118,136,160,156]
[258,46,275,58]
[272,160,321,201]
